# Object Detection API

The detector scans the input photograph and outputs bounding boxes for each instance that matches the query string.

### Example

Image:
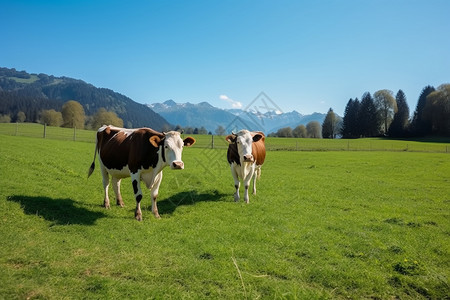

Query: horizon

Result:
[2,1,449,116]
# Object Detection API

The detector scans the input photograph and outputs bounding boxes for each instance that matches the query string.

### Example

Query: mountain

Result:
[0,67,170,130]
[149,100,260,133]
[149,100,327,134]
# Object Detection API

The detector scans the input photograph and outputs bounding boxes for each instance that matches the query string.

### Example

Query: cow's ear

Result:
[225,135,236,144]
[149,135,162,147]
[183,137,196,147]
[252,134,263,142]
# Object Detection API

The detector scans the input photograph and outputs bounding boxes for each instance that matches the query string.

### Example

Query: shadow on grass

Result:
[7,195,106,225]
[156,190,228,215]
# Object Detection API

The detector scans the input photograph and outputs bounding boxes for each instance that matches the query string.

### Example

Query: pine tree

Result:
[341,98,360,138]
[388,90,410,137]
[410,85,435,136]
[358,92,380,137]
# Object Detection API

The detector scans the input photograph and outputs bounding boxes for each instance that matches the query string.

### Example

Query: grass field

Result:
[0,128,449,299]
[1,123,449,153]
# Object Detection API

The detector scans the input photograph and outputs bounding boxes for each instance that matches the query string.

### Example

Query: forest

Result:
[0,67,169,130]
[266,85,450,139]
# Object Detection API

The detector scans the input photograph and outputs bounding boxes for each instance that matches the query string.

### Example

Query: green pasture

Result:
[1,123,449,153]
[0,128,449,299]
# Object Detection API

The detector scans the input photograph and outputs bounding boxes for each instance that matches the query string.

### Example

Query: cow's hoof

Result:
[154,214,161,219]
[104,204,111,209]
[135,213,142,221]
[117,202,125,207]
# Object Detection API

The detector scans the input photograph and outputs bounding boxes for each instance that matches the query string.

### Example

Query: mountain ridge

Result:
[0,67,169,130]
[149,100,327,134]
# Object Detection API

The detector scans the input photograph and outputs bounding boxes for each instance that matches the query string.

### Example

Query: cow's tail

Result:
[87,136,99,178]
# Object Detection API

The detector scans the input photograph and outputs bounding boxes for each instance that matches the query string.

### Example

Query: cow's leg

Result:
[111,177,124,207]
[243,179,251,204]
[252,172,257,195]
[231,165,240,202]
[150,172,163,219]
[243,169,255,204]
[131,172,143,221]
[101,166,111,208]
[252,166,261,195]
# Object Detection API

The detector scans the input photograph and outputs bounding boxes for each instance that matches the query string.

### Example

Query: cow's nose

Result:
[243,154,253,162]
[172,161,184,169]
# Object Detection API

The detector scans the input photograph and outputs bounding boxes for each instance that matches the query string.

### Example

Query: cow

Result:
[225,130,266,203]
[88,125,196,221]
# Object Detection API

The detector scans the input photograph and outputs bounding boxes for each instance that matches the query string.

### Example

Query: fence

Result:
[1,123,449,153]
[0,123,96,143]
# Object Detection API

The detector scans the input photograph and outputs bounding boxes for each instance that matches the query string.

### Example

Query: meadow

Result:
[0,125,449,299]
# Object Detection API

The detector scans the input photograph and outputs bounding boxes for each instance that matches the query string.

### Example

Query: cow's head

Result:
[149,131,196,169]
[226,130,263,163]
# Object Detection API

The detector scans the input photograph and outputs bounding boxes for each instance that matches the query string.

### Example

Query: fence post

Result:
[43,123,47,138]
[347,140,350,151]
[73,126,76,141]
[15,122,18,136]
[211,135,214,149]
[296,141,298,151]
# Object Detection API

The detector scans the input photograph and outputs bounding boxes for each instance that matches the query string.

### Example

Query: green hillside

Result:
[0,67,170,130]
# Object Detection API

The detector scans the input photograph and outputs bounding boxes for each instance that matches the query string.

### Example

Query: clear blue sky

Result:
[2,0,449,115]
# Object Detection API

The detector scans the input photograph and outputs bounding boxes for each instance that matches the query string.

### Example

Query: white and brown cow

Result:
[88,125,195,221]
[226,130,266,203]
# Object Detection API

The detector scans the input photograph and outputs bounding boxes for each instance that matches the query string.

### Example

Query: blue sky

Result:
[2,0,449,115]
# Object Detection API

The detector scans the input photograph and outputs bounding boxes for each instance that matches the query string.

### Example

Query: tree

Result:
[292,124,307,138]
[388,90,410,137]
[198,126,208,135]
[91,108,124,129]
[40,109,63,127]
[215,125,226,136]
[423,84,450,135]
[62,100,85,128]
[184,127,194,134]
[410,85,435,136]
[341,98,360,138]
[306,121,322,138]
[374,89,397,135]
[276,127,293,137]
[0,114,11,123]
[16,111,26,122]
[322,108,340,138]
[358,92,380,137]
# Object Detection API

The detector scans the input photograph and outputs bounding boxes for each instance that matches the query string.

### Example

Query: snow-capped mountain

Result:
[148,100,327,134]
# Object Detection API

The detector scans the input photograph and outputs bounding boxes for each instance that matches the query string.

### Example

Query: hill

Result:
[149,100,327,134]
[0,67,169,130]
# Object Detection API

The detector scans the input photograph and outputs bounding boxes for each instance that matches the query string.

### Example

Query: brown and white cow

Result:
[88,125,196,221]
[226,130,266,203]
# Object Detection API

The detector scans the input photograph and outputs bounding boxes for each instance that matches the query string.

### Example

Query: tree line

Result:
[0,99,124,130]
[0,67,169,130]
[341,84,450,138]
[270,84,450,138]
